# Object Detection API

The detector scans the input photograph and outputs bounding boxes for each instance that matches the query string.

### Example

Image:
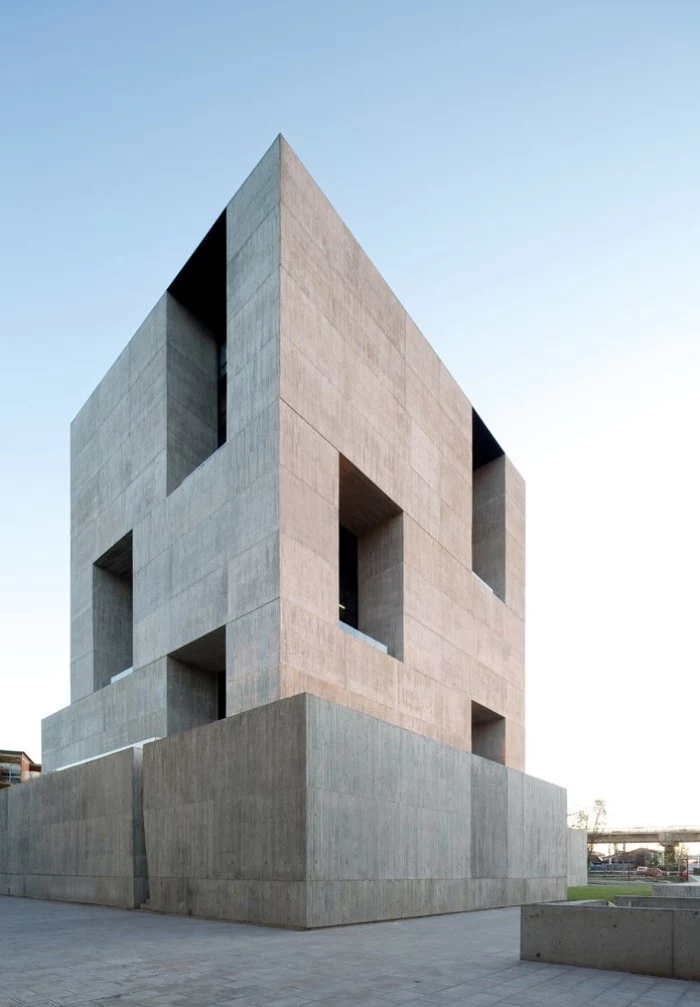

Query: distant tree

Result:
[569,798,607,858]
[676,843,690,873]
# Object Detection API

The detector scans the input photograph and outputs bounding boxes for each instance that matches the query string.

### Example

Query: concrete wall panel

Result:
[567,828,588,886]
[523,773,567,879]
[471,757,507,880]
[522,902,700,980]
[672,909,700,980]
[0,749,146,909]
[54,136,529,774]
[277,134,525,765]
[521,903,673,975]
[306,696,471,892]
[142,695,307,927]
[49,141,284,765]
[303,697,564,927]
[34,693,567,927]
[42,662,168,772]
[69,298,168,704]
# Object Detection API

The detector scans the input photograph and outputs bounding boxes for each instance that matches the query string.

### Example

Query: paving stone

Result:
[0,898,698,1006]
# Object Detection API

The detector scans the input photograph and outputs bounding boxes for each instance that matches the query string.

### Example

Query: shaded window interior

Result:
[339,526,359,629]
[471,701,506,764]
[471,409,506,600]
[338,456,404,659]
[217,341,227,448]
[166,212,227,494]
[167,626,227,735]
[93,532,133,691]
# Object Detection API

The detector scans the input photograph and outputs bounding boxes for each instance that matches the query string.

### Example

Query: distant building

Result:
[612,847,658,867]
[0,751,40,789]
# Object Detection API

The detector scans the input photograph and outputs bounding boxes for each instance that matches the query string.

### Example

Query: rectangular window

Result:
[338,456,403,659]
[471,701,506,764]
[93,532,133,691]
[166,212,227,493]
[471,409,506,600]
[0,762,21,786]
[339,525,358,629]
[217,342,227,448]
[167,626,227,734]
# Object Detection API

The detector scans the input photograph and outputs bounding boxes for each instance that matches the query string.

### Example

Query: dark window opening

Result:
[168,212,226,342]
[217,668,227,720]
[339,525,358,629]
[166,212,227,493]
[471,409,506,600]
[93,532,133,692]
[472,410,504,471]
[167,627,227,735]
[217,342,227,448]
[338,456,404,659]
[471,701,506,764]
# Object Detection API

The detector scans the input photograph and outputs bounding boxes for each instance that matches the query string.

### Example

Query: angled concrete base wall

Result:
[143,694,567,927]
[143,694,308,927]
[0,748,147,909]
[4,695,567,926]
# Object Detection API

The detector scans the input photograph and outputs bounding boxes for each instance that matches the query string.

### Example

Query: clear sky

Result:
[1,1,698,831]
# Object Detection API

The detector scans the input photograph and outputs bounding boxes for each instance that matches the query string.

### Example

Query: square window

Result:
[471,701,506,764]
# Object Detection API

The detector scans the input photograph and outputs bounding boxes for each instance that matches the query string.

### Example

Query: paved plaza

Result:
[1,898,699,1007]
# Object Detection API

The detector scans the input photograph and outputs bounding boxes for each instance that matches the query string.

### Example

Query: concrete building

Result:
[1,136,568,926]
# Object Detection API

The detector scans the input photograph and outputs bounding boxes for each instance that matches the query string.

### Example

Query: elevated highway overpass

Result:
[594,828,700,845]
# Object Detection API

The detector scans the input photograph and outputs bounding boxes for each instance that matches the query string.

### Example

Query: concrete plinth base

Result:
[143,694,567,927]
[0,748,147,909]
[2,695,567,926]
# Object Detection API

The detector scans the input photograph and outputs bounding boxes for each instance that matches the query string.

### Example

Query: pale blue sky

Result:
[1,1,698,829]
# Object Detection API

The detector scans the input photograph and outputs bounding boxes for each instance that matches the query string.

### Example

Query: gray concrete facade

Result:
[0,748,146,908]
[521,900,700,981]
[567,827,588,886]
[46,142,282,770]
[143,694,567,928]
[43,134,530,774]
[7,136,571,925]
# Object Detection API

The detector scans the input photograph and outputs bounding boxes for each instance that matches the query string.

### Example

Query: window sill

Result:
[338,621,388,655]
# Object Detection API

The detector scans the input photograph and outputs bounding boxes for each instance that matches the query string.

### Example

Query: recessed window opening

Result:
[168,212,226,345]
[167,627,226,735]
[471,409,506,601]
[471,701,506,765]
[338,456,404,660]
[166,212,227,493]
[217,342,227,448]
[339,526,358,629]
[93,532,133,692]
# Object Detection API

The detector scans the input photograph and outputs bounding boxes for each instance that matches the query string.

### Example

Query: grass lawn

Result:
[567,884,653,900]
